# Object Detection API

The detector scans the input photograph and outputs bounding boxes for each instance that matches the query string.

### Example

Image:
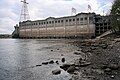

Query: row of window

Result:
[20,17,92,26]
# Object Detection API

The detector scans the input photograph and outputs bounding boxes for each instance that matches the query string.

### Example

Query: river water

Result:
[0,39,81,80]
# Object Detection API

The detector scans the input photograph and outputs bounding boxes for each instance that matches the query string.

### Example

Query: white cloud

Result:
[0,0,113,34]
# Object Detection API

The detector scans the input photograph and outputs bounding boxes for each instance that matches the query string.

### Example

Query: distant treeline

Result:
[0,34,12,38]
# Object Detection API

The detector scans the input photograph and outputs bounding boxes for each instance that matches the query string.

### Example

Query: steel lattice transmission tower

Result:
[20,0,30,22]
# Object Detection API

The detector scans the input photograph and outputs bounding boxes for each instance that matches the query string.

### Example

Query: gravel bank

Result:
[70,34,120,80]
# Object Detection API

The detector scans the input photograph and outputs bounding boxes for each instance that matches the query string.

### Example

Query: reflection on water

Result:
[0,39,80,80]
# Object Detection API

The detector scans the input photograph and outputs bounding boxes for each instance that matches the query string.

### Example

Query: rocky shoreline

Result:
[50,34,120,80]
[35,34,120,80]
[69,34,120,80]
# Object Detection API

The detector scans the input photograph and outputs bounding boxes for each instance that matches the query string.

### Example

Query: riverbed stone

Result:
[51,50,53,51]
[56,61,59,64]
[36,64,42,66]
[52,69,61,75]
[49,60,54,64]
[60,64,72,71]
[67,66,76,73]
[80,62,91,67]
[73,51,83,55]
[104,68,111,72]
[61,58,65,63]
[108,64,119,70]
[101,44,108,49]
[42,62,48,65]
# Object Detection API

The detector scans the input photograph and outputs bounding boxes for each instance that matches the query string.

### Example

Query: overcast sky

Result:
[0,0,113,34]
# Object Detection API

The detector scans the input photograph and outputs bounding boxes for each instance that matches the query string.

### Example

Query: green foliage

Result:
[110,0,120,33]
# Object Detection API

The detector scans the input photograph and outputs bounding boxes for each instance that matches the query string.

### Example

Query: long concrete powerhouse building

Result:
[12,12,111,38]
[19,13,96,38]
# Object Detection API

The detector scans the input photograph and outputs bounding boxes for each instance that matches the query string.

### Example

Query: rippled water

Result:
[0,39,80,80]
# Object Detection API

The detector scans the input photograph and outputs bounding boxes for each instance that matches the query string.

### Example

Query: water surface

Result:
[0,39,80,80]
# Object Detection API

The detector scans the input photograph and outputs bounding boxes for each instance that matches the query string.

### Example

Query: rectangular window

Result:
[58,20,60,23]
[69,19,71,22]
[89,17,93,20]
[49,21,51,24]
[84,17,87,20]
[55,21,57,23]
[77,18,79,21]
[61,20,63,22]
[80,18,83,21]
[66,20,68,22]
[73,19,75,21]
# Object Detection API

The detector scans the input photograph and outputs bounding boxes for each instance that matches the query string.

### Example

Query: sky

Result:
[0,0,113,34]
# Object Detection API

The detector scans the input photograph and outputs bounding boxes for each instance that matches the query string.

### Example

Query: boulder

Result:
[52,69,61,75]
[90,47,96,50]
[110,75,115,79]
[101,44,108,49]
[60,64,72,71]
[104,68,111,72]
[108,64,119,70]
[36,64,42,66]
[67,66,76,73]
[42,62,48,65]
[61,58,65,63]
[73,51,83,55]
[57,49,59,50]
[51,50,53,51]
[49,60,54,64]
[56,61,59,64]
[80,62,91,67]
[101,65,108,69]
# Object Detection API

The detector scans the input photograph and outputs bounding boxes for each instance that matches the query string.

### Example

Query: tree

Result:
[110,0,120,33]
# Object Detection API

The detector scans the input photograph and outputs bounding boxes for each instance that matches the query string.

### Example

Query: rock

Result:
[73,52,80,55]
[42,62,48,65]
[90,47,96,50]
[108,64,119,70]
[93,69,104,74]
[80,62,91,67]
[61,58,65,63]
[77,49,82,51]
[49,60,54,64]
[51,50,53,51]
[104,68,111,72]
[114,38,120,42]
[52,69,61,75]
[73,51,83,55]
[57,49,59,50]
[101,44,108,49]
[110,75,115,79]
[81,43,86,46]
[60,64,72,71]
[56,61,59,64]
[36,64,42,66]
[101,65,108,69]
[67,66,76,73]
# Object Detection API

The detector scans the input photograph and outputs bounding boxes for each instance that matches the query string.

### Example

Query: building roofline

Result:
[20,12,96,23]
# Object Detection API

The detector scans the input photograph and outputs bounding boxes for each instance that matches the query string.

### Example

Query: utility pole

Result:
[20,0,30,22]
[20,0,30,38]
